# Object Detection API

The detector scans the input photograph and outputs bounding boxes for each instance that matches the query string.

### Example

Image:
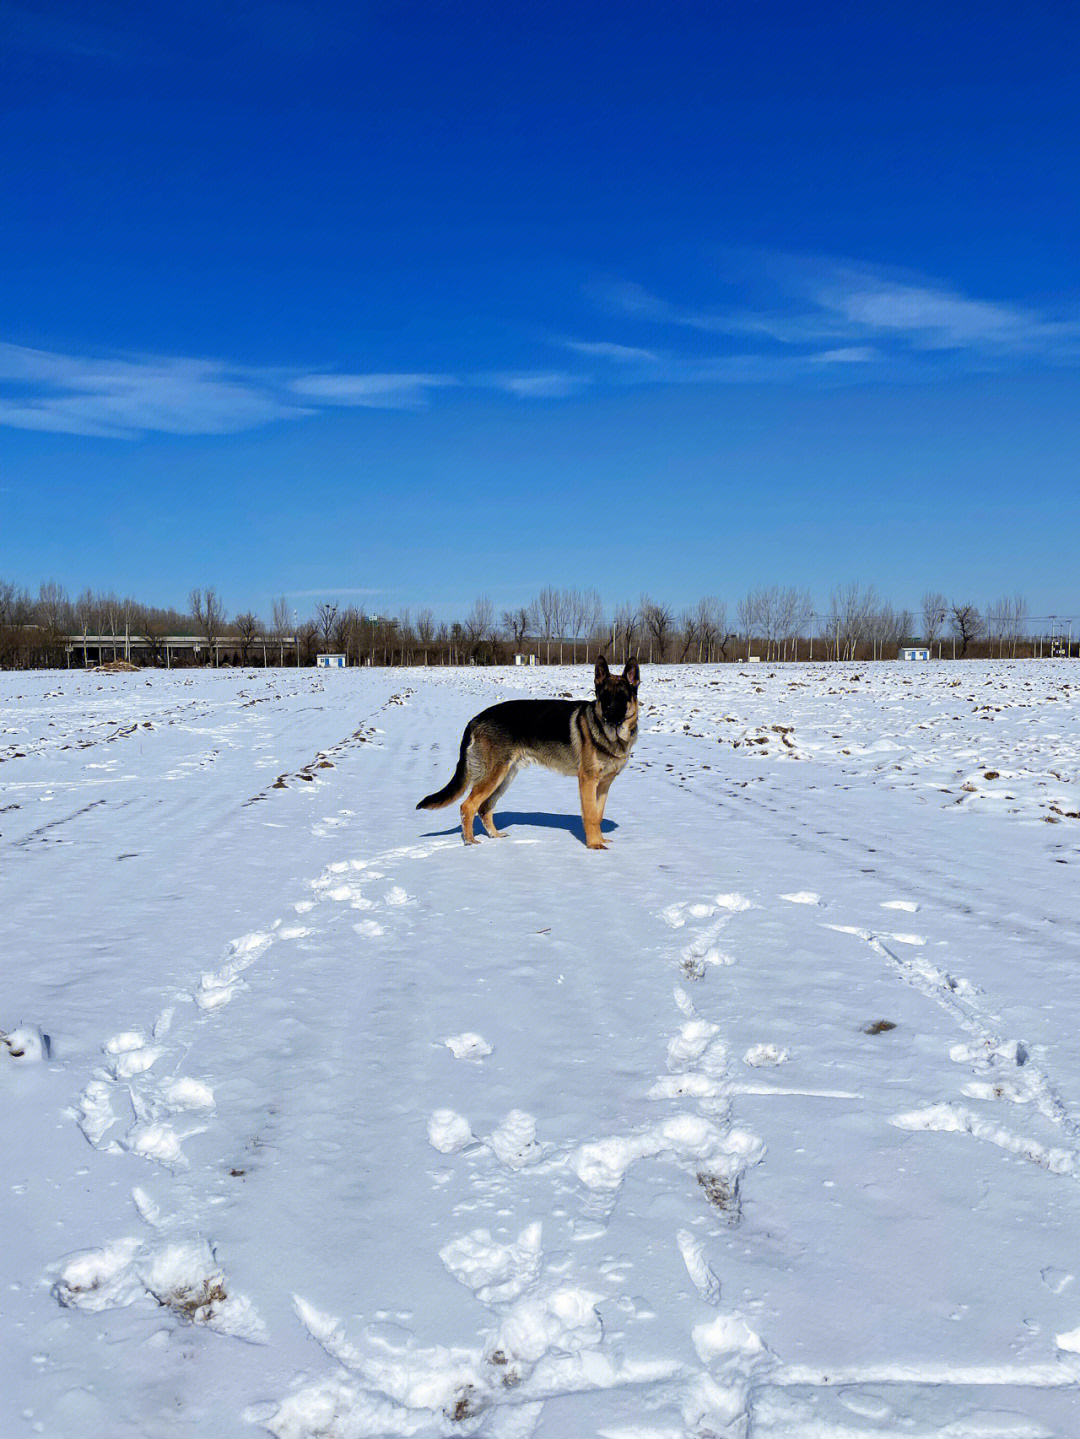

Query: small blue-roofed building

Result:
[899,646,931,661]
[316,653,347,668]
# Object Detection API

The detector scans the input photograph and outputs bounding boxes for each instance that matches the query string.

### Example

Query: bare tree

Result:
[867,601,907,660]
[782,589,813,661]
[190,587,225,665]
[396,608,415,665]
[612,602,641,664]
[640,594,673,663]
[551,589,568,663]
[465,595,494,653]
[987,594,1028,658]
[580,589,602,663]
[501,606,532,655]
[271,595,292,665]
[74,587,101,650]
[35,580,70,665]
[38,580,70,634]
[297,619,319,666]
[757,586,780,660]
[138,606,167,667]
[316,602,338,653]
[895,608,914,652]
[828,583,877,661]
[677,607,700,662]
[949,602,983,658]
[535,587,558,663]
[416,608,435,664]
[233,612,258,664]
[922,591,947,653]
[737,591,758,661]
[695,597,724,660]
[989,597,1013,658]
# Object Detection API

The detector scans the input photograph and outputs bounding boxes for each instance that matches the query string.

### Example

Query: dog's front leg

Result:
[578,771,607,849]
[596,772,615,824]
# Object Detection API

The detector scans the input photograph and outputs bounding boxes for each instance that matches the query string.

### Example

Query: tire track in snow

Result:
[51,702,463,1368]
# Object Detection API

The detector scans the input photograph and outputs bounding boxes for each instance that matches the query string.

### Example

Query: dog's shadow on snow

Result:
[420,811,618,844]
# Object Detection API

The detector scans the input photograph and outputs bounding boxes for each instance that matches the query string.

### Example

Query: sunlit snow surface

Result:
[2,661,1079,1438]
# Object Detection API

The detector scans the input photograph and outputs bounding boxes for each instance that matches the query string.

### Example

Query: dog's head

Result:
[594,655,640,731]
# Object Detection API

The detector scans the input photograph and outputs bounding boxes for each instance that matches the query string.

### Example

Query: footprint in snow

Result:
[679,921,737,979]
[439,1221,542,1303]
[104,1031,164,1080]
[193,931,274,1010]
[52,1236,265,1342]
[667,895,752,977]
[71,1080,121,1149]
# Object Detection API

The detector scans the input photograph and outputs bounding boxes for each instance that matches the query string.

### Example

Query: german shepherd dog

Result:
[417,657,640,848]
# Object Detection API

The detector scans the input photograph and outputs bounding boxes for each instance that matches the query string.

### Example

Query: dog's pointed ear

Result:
[594,655,610,687]
[623,657,640,688]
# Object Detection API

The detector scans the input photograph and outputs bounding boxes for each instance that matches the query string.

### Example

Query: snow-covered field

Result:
[3,660,1079,1439]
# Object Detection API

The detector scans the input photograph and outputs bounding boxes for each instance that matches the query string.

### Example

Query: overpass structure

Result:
[63,633,300,667]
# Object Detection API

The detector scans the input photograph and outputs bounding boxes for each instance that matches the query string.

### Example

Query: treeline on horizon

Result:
[0,578,1064,669]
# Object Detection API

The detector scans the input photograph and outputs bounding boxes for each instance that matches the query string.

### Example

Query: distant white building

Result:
[513,653,537,666]
[899,646,930,661]
[317,653,347,668]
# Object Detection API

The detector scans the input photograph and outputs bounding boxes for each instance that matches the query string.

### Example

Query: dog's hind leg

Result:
[478,765,517,838]
[461,763,512,845]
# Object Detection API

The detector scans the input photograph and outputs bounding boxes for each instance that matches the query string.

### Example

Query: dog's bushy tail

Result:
[416,726,472,810]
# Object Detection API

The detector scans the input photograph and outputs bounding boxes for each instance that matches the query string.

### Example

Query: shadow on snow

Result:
[419,810,618,844]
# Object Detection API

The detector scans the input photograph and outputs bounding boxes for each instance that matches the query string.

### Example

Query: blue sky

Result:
[2,0,1077,622]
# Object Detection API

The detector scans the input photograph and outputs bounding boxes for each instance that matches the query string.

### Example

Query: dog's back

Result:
[416,699,582,813]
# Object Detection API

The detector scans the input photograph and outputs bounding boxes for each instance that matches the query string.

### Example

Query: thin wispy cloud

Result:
[0,344,575,438]
[290,373,456,406]
[815,268,1078,354]
[602,260,1080,367]
[810,346,878,364]
[5,257,1075,440]
[486,371,588,399]
[0,344,313,438]
[561,339,658,362]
